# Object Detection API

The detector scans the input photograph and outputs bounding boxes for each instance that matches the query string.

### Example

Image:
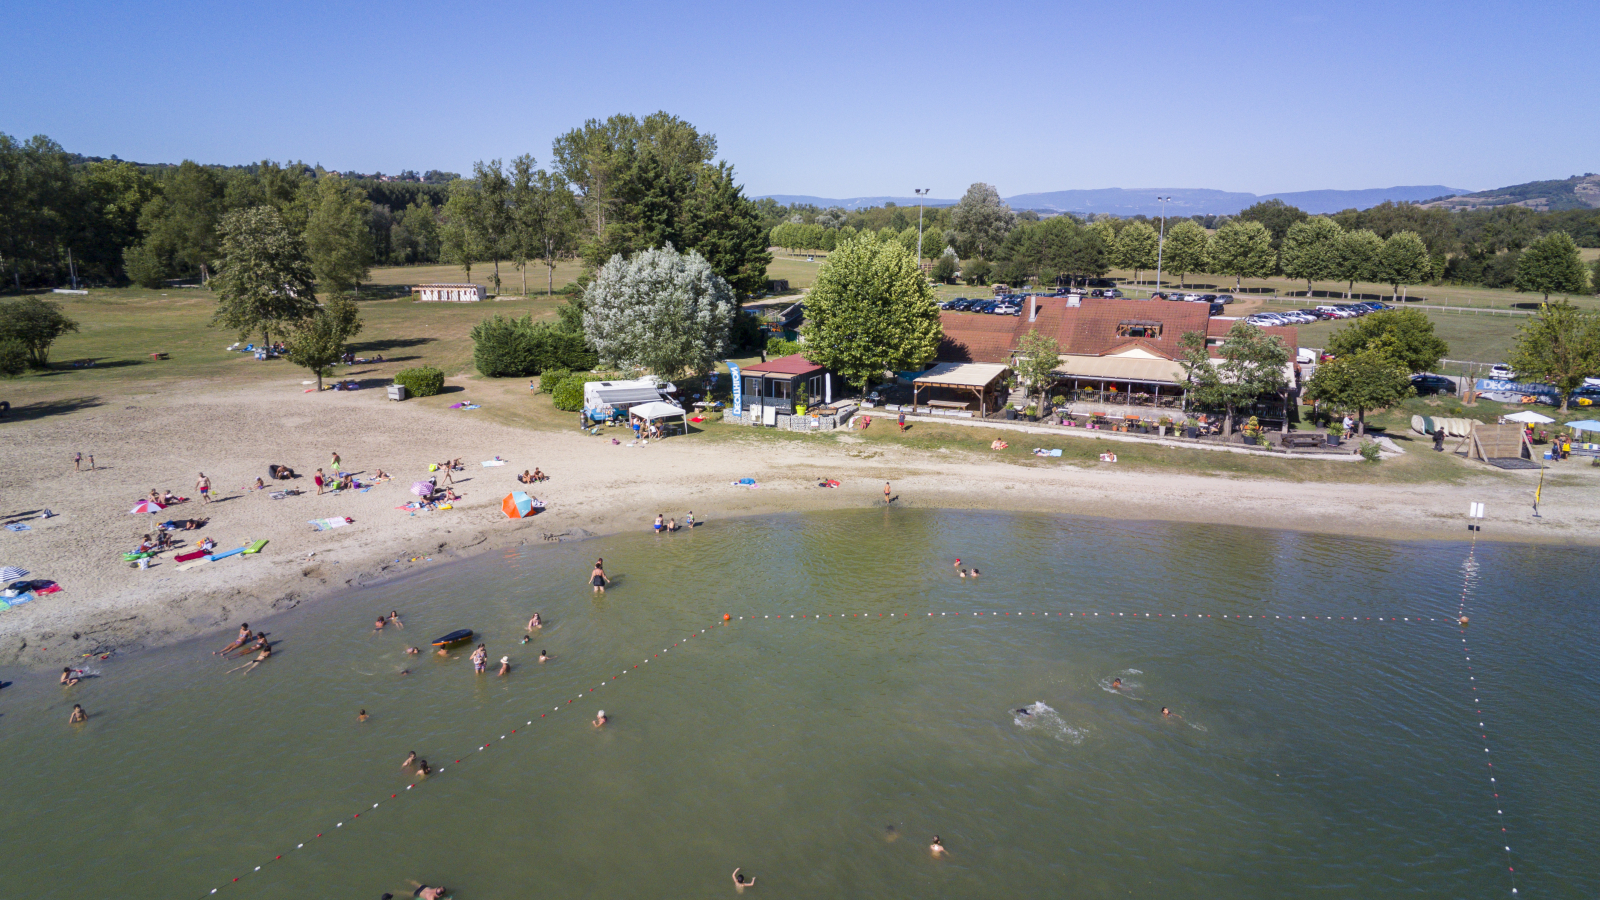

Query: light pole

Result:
[1154,196,1171,294]
[914,189,930,265]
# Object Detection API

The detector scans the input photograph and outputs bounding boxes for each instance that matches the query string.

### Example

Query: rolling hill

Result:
[1420,174,1600,212]
[760,185,1470,217]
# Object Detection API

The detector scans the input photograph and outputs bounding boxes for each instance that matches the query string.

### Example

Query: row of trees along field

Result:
[760,187,1600,297]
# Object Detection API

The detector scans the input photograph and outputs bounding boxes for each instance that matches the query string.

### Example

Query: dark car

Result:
[1200,294,1217,303]
[1208,302,1225,316]
[1411,374,1456,395]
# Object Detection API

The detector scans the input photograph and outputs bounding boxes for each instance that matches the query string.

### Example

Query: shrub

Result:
[0,339,28,378]
[1359,440,1382,461]
[764,337,803,358]
[539,368,570,394]
[552,373,587,411]
[471,314,597,378]
[122,243,167,289]
[394,365,445,397]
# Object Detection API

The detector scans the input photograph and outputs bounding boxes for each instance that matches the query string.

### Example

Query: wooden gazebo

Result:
[912,362,1012,416]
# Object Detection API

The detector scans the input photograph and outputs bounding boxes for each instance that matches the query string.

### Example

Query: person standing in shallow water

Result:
[591,563,610,594]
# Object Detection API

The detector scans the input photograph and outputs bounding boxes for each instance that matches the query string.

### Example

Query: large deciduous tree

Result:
[285,295,363,391]
[1015,329,1063,410]
[1279,216,1343,296]
[949,183,1016,260]
[1207,220,1275,292]
[1161,220,1210,288]
[1333,229,1384,299]
[510,158,581,297]
[1377,231,1430,301]
[581,243,733,377]
[1514,231,1589,302]
[1325,308,1449,374]
[0,297,79,368]
[802,234,943,391]
[304,176,374,297]
[210,206,318,348]
[1179,322,1290,435]
[1508,300,1600,411]
[1112,220,1158,283]
[1236,198,1308,251]
[1304,348,1413,434]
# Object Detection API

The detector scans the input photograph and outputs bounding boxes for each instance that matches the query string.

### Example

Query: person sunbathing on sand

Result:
[519,470,533,484]
[532,468,545,481]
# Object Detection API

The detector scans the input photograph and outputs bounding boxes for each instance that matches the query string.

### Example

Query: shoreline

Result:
[3,380,1597,672]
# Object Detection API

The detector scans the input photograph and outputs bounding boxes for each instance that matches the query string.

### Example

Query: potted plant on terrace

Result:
[1024,404,1038,422]
[1158,415,1173,437]
[1327,420,1344,447]
[1184,418,1200,439]
[794,384,809,417]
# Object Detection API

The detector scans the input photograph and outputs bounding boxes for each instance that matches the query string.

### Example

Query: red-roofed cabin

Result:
[736,353,838,419]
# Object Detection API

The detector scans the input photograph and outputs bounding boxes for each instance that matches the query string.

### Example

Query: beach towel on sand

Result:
[308,517,352,532]
[481,459,506,467]
[5,523,31,531]
[174,549,207,563]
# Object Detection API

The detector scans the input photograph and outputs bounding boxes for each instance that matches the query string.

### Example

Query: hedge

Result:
[551,373,587,411]
[394,366,445,397]
[539,368,570,394]
[471,314,597,378]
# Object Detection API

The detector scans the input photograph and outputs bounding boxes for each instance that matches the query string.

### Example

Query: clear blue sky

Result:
[4,0,1595,199]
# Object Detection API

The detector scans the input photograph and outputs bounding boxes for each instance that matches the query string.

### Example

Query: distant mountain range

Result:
[759,186,1473,216]
[1420,174,1600,212]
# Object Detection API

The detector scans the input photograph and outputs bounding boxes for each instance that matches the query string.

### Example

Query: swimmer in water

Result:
[497,656,510,676]
[971,568,980,579]
[69,704,88,723]
[884,825,899,842]
[1111,678,1122,690]
[732,867,756,891]
[930,835,948,857]
[594,709,607,727]
[389,610,404,629]
[406,646,420,656]
[359,709,368,722]
[959,569,968,578]
[591,564,610,595]
[402,751,417,769]
[527,613,543,631]
[61,667,80,687]
[953,559,961,570]
[407,881,448,899]
[1015,707,1032,716]
[374,616,386,632]
[416,759,432,778]
[539,650,551,663]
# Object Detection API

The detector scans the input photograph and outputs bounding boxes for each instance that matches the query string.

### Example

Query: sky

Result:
[4,0,1596,199]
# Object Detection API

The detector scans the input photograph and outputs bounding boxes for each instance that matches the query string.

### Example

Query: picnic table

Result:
[1282,433,1326,449]
[928,400,969,410]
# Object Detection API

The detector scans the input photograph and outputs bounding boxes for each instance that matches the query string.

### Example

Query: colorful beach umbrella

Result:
[0,566,28,583]
[502,492,534,519]
[129,499,165,514]
[411,481,435,498]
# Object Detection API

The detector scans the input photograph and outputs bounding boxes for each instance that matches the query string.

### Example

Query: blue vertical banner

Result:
[726,360,741,413]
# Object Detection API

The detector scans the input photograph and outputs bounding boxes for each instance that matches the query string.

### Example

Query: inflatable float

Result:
[432,629,473,647]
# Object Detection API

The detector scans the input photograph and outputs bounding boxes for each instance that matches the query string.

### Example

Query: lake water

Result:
[2,509,1596,899]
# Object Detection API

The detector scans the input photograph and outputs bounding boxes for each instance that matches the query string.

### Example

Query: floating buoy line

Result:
[201,604,1496,896]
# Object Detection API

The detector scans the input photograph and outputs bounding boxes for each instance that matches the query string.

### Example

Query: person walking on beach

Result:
[884,482,893,505]
[314,469,326,495]
[73,451,83,471]
[591,563,610,594]
[330,451,342,474]
[196,472,212,503]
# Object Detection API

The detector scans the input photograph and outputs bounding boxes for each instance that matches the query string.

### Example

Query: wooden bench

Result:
[927,400,969,410]
[1282,433,1327,449]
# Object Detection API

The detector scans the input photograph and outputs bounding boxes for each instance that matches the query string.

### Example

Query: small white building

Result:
[412,283,486,302]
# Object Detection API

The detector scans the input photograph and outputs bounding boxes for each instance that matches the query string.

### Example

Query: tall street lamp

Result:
[1154,196,1171,293]
[914,188,930,265]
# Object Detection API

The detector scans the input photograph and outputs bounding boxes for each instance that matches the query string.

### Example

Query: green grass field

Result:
[365,260,585,297]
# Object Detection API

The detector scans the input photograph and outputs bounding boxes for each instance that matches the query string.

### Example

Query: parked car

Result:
[1200,294,1217,303]
[1489,364,1516,380]
[993,301,1020,315]
[1214,294,1235,304]
[1102,288,1123,298]
[1182,293,1204,302]
[1412,374,1456,395]
[1208,302,1225,316]
[1151,292,1173,301]
[1568,386,1600,407]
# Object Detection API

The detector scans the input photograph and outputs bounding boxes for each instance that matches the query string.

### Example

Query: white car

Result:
[1489,364,1515,380]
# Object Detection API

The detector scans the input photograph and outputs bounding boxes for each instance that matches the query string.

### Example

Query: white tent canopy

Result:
[628,400,689,437]
[1503,411,1555,424]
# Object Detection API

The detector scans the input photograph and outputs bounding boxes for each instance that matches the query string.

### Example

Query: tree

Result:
[513,164,581,296]
[949,183,1016,260]
[581,243,734,377]
[802,235,943,391]
[136,160,226,283]
[210,206,319,348]
[1014,329,1062,410]
[1508,300,1600,412]
[1162,220,1210,288]
[1514,231,1589,302]
[1326,308,1448,373]
[1333,229,1384,299]
[1279,217,1343,296]
[284,295,363,391]
[1377,231,1430,301]
[963,258,993,286]
[1207,221,1274,292]
[1236,199,1308,250]
[932,252,958,284]
[391,202,440,265]
[0,297,79,368]
[1304,348,1413,434]
[304,176,374,297]
[1179,322,1289,435]
[1112,221,1158,283]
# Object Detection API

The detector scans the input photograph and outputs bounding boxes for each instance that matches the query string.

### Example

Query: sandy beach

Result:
[3,379,1596,671]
